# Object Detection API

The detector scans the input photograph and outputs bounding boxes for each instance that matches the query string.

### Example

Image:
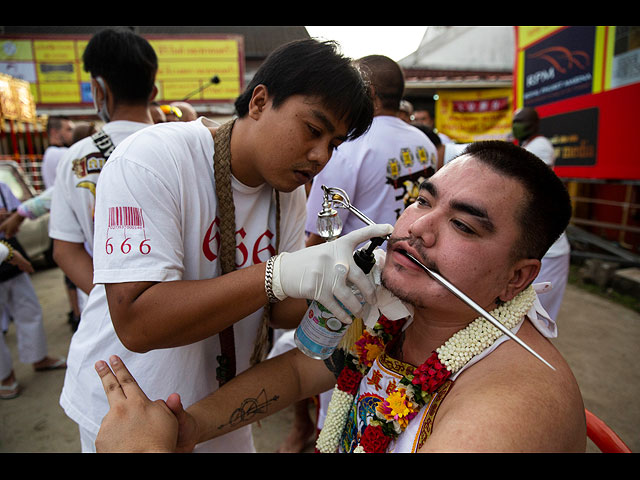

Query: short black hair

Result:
[460,141,571,260]
[83,28,158,106]
[412,123,442,148]
[356,55,405,111]
[234,39,373,142]
[46,115,71,134]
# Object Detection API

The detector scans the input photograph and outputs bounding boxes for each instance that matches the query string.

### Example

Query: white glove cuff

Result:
[268,253,287,301]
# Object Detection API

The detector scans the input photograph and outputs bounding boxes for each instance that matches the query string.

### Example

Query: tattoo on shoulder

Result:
[217,389,279,430]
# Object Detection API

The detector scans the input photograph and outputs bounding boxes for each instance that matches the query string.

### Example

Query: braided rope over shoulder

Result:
[213,119,280,373]
[213,120,237,276]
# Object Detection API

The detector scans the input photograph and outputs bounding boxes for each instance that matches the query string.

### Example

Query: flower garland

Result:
[316,285,537,453]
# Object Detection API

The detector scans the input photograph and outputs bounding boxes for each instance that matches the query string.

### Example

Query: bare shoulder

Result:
[420,321,586,453]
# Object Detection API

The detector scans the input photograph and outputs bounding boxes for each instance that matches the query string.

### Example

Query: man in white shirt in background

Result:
[41,116,75,189]
[512,107,571,321]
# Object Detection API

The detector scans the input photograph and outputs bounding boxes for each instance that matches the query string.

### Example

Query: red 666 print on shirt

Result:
[105,206,151,255]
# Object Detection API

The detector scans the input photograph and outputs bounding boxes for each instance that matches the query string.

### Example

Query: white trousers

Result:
[0,272,47,380]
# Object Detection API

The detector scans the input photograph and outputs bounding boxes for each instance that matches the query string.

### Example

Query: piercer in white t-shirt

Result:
[62,37,391,453]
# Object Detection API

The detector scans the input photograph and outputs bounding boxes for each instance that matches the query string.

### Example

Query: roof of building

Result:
[398,26,515,92]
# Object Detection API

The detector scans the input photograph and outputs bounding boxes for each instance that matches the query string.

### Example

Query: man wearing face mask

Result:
[511,107,571,322]
[48,28,158,305]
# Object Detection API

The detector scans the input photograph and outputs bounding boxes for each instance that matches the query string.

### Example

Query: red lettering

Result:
[202,217,220,262]
[235,227,248,267]
[203,219,276,266]
[252,229,275,264]
[139,239,151,255]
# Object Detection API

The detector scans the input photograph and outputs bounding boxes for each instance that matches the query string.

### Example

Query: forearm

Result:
[270,297,307,329]
[107,263,271,352]
[188,348,334,444]
[53,239,94,294]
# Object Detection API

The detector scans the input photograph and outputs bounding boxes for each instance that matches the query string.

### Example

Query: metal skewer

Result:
[320,185,556,371]
[399,250,555,371]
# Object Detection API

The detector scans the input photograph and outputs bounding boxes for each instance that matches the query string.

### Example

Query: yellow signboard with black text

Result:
[0,35,244,106]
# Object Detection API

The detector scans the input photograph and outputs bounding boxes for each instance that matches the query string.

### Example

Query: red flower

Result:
[377,315,406,337]
[411,352,451,393]
[360,425,392,453]
[337,367,363,395]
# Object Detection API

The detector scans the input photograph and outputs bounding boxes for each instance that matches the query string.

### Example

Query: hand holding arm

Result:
[94,355,186,453]
[95,348,335,452]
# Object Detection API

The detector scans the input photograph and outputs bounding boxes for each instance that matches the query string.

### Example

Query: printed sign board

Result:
[0,34,245,107]
[514,26,640,181]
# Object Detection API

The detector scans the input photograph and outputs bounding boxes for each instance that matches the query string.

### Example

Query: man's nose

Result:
[308,142,332,168]
[408,210,438,248]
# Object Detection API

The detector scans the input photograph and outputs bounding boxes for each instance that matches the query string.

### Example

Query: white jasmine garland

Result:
[316,386,354,453]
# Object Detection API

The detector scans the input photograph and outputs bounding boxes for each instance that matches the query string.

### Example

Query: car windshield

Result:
[0,164,31,202]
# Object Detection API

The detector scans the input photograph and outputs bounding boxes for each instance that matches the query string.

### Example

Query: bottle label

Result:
[296,301,348,357]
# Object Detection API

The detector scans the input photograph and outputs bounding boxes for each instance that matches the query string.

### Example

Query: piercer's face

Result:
[248,88,349,192]
[382,155,527,313]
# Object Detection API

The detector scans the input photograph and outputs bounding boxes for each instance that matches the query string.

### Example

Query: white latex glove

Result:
[271,223,394,324]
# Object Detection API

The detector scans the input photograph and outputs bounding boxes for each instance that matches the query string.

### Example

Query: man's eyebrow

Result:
[451,200,496,233]
[419,180,496,233]
[311,109,347,141]
[419,180,437,197]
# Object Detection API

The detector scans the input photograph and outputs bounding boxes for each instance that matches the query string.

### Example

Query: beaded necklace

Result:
[316,285,537,453]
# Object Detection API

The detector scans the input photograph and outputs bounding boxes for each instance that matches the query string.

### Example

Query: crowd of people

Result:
[1,27,587,453]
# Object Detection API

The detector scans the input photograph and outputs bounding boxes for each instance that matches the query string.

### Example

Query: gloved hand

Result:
[271,223,393,324]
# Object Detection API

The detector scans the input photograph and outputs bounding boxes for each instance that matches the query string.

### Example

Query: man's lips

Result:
[389,243,426,272]
[389,240,440,275]
[293,169,313,184]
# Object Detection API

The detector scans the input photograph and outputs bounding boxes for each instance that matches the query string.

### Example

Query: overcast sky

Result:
[305,26,427,61]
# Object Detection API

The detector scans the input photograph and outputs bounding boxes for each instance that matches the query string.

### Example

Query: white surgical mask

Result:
[92,76,111,123]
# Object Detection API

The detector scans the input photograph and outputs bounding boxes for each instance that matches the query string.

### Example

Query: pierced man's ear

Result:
[498,258,540,304]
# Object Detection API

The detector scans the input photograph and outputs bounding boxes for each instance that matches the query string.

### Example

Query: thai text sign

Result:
[435,88,513,143]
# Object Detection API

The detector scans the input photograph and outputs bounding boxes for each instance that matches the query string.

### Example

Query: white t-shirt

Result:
[522,135,555,167]
[59,118,307,452]
[306,115,437,239]
[41,145,68,188]
[49,121,151,254]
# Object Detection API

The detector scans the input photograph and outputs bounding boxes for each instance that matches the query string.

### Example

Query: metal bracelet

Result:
[264,255,279,303]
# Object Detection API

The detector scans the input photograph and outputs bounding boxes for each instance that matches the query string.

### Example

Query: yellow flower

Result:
[377,388,417,429]
[365,342,383,364]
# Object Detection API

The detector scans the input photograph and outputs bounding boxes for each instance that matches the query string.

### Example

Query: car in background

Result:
[0,159,53,265]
